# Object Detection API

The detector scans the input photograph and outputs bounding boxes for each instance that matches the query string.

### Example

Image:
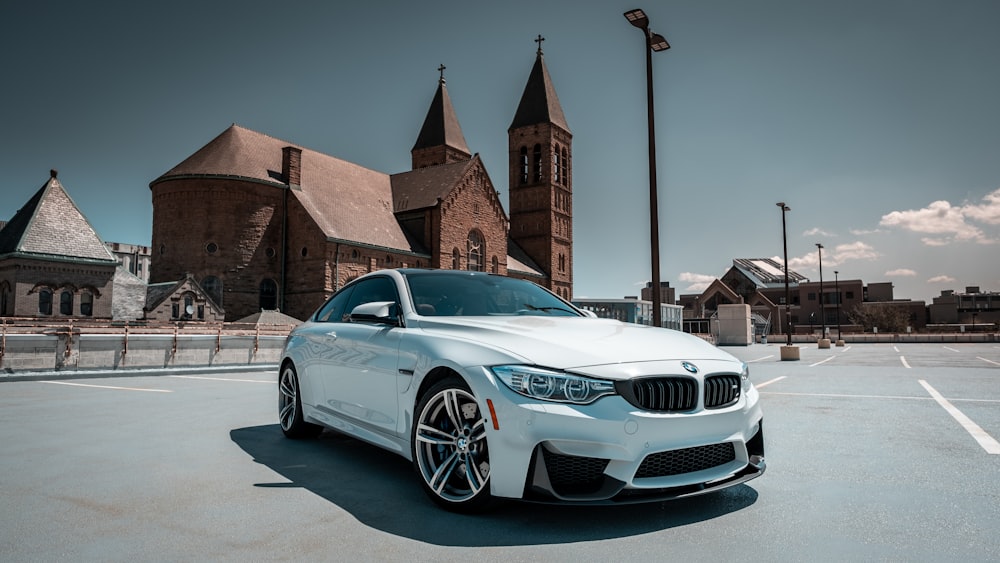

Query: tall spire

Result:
[411,65,471,169]
[509,44,569,133]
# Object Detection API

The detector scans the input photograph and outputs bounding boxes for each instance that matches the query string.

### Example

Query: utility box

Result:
[717,304,753,346]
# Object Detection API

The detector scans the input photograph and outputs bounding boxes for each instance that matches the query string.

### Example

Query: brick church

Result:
[149,44,573,321]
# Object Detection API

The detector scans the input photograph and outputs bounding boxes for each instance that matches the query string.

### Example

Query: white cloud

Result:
[831,241,879,264]
[880,191,1000,245]
[787,241,878,270]
[803,227,835,237]
[850,228,884,236]
[962,188,1000,225]
[885,268,917,277]
[678,272,716,292]
[928,275,957,283]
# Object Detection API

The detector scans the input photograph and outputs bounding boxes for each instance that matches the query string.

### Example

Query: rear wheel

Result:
[278,364,322,439]
[412,377,493,512]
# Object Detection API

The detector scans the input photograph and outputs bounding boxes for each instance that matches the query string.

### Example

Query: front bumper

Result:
[468,367,766,503]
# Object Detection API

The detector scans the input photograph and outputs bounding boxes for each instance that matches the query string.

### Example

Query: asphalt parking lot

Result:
[1,343,998,562]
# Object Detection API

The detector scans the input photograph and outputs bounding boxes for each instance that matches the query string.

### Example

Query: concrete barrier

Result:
[1,329,286,378]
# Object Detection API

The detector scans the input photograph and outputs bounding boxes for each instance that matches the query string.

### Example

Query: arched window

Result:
[80,291,93,317]
[259,279,278,310]
[0,281,10,317]
[452,248,461,270]
[202,276,223,307]
[60,291,74,316]
[183,294,195,319]
[553,144,561,184]
[467,231,485,272]
[519,146,529,185]
[39,289,53,315]
[532,144,542,183]
[561,147,569,186]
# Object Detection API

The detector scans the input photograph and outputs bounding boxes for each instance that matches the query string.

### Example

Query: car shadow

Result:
[230,424,758,547]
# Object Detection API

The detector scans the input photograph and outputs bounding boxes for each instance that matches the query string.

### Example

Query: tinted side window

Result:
[343,277,399,317]
[314,286,355,323]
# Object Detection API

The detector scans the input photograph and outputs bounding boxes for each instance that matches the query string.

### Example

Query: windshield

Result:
[403,273,580,317]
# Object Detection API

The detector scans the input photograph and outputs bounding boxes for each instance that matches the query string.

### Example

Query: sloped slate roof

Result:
[391,159,473,212]
[506,238,546,277]
[0,173,117,263]
[153,125,417,253]
[235,309,302,326]
[509,52,570,132]
[732,258,807,287]
[412,79,470,154]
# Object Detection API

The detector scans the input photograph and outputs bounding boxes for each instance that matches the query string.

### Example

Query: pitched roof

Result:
[235,309,302,326]
[506,238,546,277]
[509,52,570,132]
[732,258,807,288]
[412,78,470,155]
[0,172,117,263]
[152,125,419,253]
[390,159,474,212]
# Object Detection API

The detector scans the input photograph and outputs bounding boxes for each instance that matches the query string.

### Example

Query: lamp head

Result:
[624,9,649,29]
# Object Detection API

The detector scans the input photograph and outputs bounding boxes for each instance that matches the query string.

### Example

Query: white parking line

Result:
[39,381,172,393]
[168,375,276,384]
[943,346,961,353]
[900,356,911,369]
[760,391,1000,404]
[747,355,774,363]
[977,357,1000,367]
[893,346,900,353]
[919,380,1000,455]
[809,356,835,367]
[755,376,786,388]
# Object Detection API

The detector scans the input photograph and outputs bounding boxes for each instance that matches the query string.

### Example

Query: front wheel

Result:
[278,363,322,439]
[412,377,493,512]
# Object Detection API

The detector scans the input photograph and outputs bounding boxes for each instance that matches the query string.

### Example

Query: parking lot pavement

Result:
[2,345,999,562]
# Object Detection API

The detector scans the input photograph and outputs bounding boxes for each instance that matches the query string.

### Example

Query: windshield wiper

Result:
[523,303,578,315]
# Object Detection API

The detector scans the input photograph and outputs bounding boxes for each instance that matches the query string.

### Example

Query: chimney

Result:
[282,146,302,187]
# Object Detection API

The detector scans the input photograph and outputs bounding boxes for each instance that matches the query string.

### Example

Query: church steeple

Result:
[411,65,471,169]
[508,39,574,300]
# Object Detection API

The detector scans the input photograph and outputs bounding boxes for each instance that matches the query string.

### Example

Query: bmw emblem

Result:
[681,362,698,374]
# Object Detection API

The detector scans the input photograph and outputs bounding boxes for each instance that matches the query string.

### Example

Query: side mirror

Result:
[349,301,401,326]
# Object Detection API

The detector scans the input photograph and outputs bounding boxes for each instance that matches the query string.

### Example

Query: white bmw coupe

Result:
[279,269,765,512]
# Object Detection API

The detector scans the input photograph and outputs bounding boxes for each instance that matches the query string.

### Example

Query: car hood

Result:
[412,315,738,373]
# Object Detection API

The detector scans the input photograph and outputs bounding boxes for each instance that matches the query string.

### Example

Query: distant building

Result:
[929,286,999,329]
[640,281,675,306]
[105,241,151,282]
[573,297,683,330]
[148,46,572,321]
[0,171,120,319]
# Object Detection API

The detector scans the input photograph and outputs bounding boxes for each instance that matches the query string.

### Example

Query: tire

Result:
[278,363,322,439]
[412,377,493,512]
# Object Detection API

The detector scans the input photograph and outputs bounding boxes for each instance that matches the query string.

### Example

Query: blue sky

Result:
[2,0,998,303]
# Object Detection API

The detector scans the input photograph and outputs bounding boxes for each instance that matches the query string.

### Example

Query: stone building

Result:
[149,46,572,321]
[0,171,119,319]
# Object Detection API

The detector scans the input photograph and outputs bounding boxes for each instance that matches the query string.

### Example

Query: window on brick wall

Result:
[553,144,561,184]
[519,146,528,185]
[260,279,278,310]
[467,230,485,272]
[80,291,93,317]
[452,248,461,270]
[561,147,569,186]
[60,291,73,316]
[491,256,499,274]
[533,144,542,183]
[39,289,53,315]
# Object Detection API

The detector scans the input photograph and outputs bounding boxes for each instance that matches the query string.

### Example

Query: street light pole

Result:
[777,202,792,347]
[625,8,669,328]
[816,243,827,346]
[834,270,842,342]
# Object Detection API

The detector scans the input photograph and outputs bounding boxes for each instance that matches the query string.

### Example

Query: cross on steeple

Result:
[535,34,545,54]
[437,64,446,83]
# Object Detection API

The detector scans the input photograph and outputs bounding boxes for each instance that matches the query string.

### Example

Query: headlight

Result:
[492,365,616,405]
[740,362,751,391]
